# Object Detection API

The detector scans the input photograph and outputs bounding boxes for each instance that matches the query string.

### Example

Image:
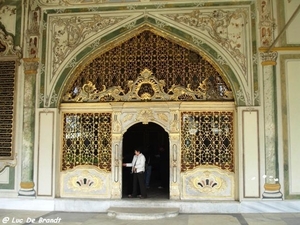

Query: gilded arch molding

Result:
[41,10,253,107]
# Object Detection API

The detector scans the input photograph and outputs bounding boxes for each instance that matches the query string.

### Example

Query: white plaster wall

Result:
[286,60,300,194]
[36,110,55,196]
[285,1,300,44]
[242,110,260,198]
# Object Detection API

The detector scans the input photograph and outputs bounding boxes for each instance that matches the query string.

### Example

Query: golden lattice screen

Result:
[62,112,112,171]
[181,111,234,172]
[64,30,231,100]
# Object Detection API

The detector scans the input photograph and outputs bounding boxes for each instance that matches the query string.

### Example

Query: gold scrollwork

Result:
[63,68,233,103]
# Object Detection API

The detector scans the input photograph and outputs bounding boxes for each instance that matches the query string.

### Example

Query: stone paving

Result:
[1,209,300,225]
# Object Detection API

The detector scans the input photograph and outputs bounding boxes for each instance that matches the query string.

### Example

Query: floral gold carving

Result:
[157,113,168,123]
[136,109,154,124]
[123,114,134,123]
[63,68,233,102]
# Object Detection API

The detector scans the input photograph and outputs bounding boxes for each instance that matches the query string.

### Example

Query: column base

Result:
[18,182,36,197]
[262,183,283,199]
[262,191,283,199]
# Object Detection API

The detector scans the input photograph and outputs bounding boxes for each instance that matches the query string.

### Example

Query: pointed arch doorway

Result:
[122,122,170,199]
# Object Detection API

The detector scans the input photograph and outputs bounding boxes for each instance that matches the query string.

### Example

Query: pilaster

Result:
[260,52,282,199]
[18,58,39,197]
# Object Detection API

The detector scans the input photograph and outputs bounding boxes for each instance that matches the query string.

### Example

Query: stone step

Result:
[107,207,180,220]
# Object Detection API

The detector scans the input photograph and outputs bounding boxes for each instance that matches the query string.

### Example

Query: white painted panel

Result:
[37,112,54,196]
[243,111,260,198]
[285,1,300,44]
[0,167,9,184]
[287,61,300,194]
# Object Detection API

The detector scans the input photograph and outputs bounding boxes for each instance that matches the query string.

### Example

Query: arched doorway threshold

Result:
[122,122,170,199]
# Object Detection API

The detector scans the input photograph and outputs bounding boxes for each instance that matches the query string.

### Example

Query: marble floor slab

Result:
[0,210,300,225]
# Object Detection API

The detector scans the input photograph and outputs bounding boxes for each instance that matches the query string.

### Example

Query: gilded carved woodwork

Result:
[62,68,233,102]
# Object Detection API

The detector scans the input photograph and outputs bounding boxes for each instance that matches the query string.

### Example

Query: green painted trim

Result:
[251,2,259,106]
[0,167,15,190]
[41,1,254,14]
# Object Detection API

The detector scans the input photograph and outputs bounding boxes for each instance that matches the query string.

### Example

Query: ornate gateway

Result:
[60,29,235,200]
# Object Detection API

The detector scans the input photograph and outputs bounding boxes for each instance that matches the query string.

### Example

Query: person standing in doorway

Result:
[123,148,147,198]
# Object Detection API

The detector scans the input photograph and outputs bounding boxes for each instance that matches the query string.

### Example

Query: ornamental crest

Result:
[62,68,233,102]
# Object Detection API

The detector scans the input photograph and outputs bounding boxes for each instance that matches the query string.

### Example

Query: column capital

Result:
[260,52,278,66]
[22,58,39,75]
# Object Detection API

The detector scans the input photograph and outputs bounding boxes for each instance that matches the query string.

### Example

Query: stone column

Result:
[260,52,282,199]
[18,58,38,197]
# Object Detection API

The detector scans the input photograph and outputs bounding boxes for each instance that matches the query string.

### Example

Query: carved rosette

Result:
[136,109,155,124]
[182,166,234,200]
[68,171,102,192]
[61,166,111,198]
[193,171,224,193]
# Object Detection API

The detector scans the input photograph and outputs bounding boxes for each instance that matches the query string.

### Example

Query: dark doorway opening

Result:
[122,122,170,199]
